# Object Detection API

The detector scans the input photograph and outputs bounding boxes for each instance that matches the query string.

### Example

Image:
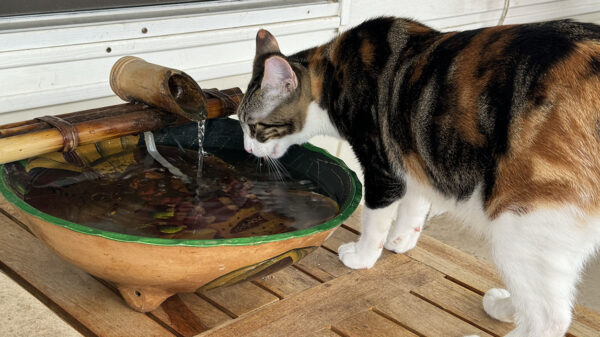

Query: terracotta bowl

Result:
[0,119,361,312]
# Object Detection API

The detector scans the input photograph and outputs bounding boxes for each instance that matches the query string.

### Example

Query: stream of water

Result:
[196,120,206,195]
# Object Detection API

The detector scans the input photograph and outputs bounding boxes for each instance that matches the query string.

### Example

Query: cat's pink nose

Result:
[245,145,253,154]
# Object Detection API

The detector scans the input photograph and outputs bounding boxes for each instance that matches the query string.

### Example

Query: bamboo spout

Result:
[110,56,209,122]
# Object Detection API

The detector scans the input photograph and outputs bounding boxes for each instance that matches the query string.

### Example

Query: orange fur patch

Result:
[452,26,516,147]
[359,40,375,67]
[486,41,600,218]
[309,46,325,104]
[403,152,430,186]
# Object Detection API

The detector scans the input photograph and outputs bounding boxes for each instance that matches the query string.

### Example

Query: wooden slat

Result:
[573,305,600,331]
[332,310,418,337]
[376,292,493,337]
[569,320,600,337]
[198,256,414,337]
[412,277,513,336]
[378,259,442,290]
[199,281,279,318]
[312,328,342,337]
[295,247,351,282]
[405,245,501,294]
[0,195,29,230]
[0,213,174,337]
[341,207,362,233]
[418,235,502,285]
[151,293,232,337]
[252,266,321,299]
[322,226,359,253]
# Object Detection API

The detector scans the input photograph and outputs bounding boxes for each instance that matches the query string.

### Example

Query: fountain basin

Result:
[0,118,361,312]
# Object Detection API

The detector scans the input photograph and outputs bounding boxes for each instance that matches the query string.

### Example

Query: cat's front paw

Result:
[384,229,420,254]
[338,242,380,269]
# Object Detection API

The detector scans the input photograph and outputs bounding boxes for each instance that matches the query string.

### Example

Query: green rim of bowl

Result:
[0,143,362,247]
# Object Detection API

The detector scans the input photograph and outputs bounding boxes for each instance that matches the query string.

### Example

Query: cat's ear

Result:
[256,29,281,56]
[261,56,298,95]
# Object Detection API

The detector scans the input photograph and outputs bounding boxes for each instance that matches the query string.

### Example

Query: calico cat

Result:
[236,17,600,337]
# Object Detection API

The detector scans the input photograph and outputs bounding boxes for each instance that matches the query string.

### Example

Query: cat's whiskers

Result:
[265,155,287,182]
[271,157,290,180]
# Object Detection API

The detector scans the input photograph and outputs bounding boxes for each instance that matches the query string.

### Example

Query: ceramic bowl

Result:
[0,118,361,312]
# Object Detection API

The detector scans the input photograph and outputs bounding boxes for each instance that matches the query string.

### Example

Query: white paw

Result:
[483,288,515,323]
[338,242,380,269]
[384,230,420,253]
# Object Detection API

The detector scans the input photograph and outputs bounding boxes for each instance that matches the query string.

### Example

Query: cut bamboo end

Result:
[109,56,208,122]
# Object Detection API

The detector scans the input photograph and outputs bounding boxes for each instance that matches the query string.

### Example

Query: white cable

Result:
[143,131,190,183]
[497,0,510,26]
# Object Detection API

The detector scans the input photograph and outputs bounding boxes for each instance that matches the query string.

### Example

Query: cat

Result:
[236,17,600,337]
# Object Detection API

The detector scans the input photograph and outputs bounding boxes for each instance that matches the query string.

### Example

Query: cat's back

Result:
[448,20,600,218]
[379,18,600,218]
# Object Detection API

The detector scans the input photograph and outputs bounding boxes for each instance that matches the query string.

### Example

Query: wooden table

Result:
[1,197,599,337]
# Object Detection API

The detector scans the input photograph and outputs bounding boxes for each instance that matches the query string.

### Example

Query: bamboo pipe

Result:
[0,88,243,139]
[110,56,209,122]
[0,90,243,165]
[0,104,144,137]
[0,108,173,165]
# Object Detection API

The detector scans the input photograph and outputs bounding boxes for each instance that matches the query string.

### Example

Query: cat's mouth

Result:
[243,135,287,159]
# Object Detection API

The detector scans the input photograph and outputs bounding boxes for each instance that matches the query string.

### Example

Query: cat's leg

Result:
[338,201,399,269]
[485,210,598,337]
[384,193,430,253]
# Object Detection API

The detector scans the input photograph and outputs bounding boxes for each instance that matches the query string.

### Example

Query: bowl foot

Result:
[117,285,174,312]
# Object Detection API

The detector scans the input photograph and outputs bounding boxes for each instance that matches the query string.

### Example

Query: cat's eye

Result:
[257,122,288,128]
[246,124,257,136]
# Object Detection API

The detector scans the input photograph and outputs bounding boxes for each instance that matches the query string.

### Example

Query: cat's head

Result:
[237,29,314,159]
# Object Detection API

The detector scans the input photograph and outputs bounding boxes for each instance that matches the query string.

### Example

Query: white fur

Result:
[339,171,600,337]
[483,288,514,323]
[243,101,340,158]
[338,188,431,267]
[339,201,399,269]
[384,192,431,253]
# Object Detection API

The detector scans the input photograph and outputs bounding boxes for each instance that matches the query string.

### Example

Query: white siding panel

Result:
[0,2,340,52]
[0,27,337,114]
[308,135,342,157]
[348,0,600,30]
[0,17,341,70]
[0,73,252,125]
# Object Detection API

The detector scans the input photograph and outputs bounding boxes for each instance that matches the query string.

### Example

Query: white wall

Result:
[347,0,600,29]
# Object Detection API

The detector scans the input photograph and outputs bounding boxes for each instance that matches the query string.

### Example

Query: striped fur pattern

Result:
[237,18,600,336]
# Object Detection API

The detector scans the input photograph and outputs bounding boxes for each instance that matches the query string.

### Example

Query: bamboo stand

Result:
[0,57,244,164]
